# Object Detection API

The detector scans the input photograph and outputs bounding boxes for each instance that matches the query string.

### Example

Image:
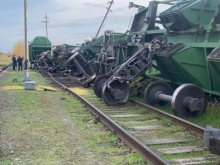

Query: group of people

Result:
[12,55,24,71]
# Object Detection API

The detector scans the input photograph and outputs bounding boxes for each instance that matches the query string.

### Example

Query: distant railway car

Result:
[29,36,51,64]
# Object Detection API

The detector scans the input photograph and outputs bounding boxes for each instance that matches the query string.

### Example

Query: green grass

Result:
[0,62,11,66]
[126,153,146,165]
[161,117,172,125]
[1,69,51,87]
[188,107,220,128]
[0,90,83,165]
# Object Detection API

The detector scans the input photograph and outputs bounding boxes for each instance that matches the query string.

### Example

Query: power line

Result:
[42,13,49,39]
[48,24,97,38]
[48,16,104,27]
[111,4,131,14]
[110,10,121,29]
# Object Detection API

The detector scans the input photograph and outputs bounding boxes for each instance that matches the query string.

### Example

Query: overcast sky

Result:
[0,0,170,53]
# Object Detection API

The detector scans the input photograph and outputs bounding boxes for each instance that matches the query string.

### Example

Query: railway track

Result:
[41,70,220,165]
[0,65,10,74]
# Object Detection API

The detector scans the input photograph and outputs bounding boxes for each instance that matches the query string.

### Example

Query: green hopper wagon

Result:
[29,36,51,64]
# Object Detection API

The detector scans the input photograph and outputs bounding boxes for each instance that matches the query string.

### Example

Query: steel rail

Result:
[42,70,170,165]
[0,65,11,74]
[67,74,84,84]
[130,99,205,136]
[57,71,205,136]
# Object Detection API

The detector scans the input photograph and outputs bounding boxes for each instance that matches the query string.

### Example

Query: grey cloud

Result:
[83,2,106,8]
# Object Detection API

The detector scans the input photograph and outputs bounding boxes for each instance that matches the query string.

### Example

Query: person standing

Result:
[22,56,25,69]
[12,55,17,70]
[17,56,23,71]
[15,56,18,68]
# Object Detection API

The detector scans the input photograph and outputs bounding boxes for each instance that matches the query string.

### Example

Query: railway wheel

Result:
[102,80,130,105]
[144,81,173,106]
[171,84,207,118]
[93,74,111,98]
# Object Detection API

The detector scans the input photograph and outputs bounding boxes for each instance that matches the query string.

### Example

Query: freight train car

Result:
[29,36,51,65]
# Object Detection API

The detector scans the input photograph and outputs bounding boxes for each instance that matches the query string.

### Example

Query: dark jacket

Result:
[17,57,23,65]
[12,56,17,63]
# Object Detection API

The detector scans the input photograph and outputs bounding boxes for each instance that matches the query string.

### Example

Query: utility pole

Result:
[95,0,114,39]
[42,13,49,39]
[24,0,28,62]
[23,0,31,82]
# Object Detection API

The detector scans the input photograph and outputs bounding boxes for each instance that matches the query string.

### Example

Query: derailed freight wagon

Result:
[56,31,128,87]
